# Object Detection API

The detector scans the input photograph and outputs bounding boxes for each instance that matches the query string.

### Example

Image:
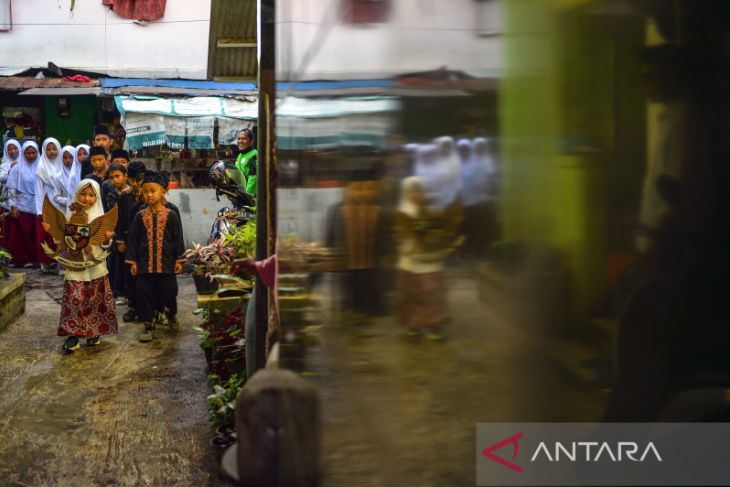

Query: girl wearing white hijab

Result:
[0,139,21,246]
[1,139,21,211]
[414,138,463,211]
[457,138,492,257]
[35,137,63,214]
[393,176,463,340]
[75,144,90,183]
[54,179,118,353]
[433,136,462,208]
[5,141,42,266]
[413,144,440,208]
[52,145,78,214]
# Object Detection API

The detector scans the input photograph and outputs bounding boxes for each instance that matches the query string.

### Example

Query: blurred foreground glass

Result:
[272,0,730,484]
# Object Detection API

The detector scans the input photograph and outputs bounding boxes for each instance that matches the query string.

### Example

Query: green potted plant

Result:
[184,239,237,294]
[0,247,11,279]
[207,373,245,447]
[224,220,256,259]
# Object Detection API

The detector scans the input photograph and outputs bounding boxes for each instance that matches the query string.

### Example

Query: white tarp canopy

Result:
[116,95,257,150]
[115,95,258,119]
[277,96,400,149]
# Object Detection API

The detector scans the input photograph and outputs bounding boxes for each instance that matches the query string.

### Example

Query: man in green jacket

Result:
[235,128,257,195]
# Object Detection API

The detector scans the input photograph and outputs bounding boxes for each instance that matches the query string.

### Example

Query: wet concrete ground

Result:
[0,265,608,487]
[0,271,217,487]
[305,267,608,486]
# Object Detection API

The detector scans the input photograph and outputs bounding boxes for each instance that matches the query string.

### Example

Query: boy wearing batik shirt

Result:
[126,171,186,342]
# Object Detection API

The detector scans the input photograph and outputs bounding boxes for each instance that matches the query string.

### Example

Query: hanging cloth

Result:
[102,0,166,21]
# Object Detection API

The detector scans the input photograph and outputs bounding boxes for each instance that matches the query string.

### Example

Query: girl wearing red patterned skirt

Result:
[52,179,118,354]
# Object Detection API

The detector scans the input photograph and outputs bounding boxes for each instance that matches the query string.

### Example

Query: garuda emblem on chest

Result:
[41,196,118,271]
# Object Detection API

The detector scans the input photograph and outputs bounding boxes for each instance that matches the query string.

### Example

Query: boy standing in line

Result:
[126,171,186,342]
[84,147,108,185]
[121,161,146,322]
[106,163,133,303]
[103,150,131,212]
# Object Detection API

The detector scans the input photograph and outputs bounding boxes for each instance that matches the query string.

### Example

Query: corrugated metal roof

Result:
[19,87,101,96]
[0,77,100,91]
[207,0,258,80]
[103,86,256,97]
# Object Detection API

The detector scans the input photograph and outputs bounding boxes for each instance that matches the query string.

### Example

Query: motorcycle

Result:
[208,160,256,242]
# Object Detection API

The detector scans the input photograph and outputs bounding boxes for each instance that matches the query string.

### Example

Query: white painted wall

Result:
[165,189,220,248]
[0,0,211,79]
[277,0,502,80]
[166,187,344,249]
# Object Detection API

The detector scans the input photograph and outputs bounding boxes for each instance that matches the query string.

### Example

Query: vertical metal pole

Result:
[254,0,276,373]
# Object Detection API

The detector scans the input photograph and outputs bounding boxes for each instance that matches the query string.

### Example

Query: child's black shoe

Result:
[61,336,80,355]
[86,336,100,347]
[138,323,155,343]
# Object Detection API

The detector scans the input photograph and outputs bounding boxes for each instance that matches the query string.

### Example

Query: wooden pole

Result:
[254,0,277,373]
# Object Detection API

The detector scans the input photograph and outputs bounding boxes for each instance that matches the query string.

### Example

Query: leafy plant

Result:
[0,247,11,279]
[196,307,246,381]
[225,220,257,259]
[207,373,246,430]
[184,239,236,275]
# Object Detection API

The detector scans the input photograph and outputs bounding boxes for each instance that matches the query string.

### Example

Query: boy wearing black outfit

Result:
[121,161,147,323]
[106,163,134,303]
[126,171,186,342]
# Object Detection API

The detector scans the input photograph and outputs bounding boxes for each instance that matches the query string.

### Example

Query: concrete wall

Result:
[166,187,344,249]
[0,0,211,79]
[278,187,344,244]
[277,0,502,80]
[165,189,220,248]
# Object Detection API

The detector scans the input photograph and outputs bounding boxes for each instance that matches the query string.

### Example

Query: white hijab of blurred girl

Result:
[433,135,462,207]
[398,176,424,218]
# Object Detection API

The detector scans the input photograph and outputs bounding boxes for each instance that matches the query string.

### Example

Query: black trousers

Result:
[344,268,382,316]
[136,274,178,323]
[126,269,137,310]
[109,249,129,297]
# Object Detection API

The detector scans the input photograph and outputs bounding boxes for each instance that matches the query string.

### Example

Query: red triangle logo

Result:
[482,432,524,473]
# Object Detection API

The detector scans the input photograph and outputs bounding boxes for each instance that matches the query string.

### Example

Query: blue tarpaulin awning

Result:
[100,78,257,91]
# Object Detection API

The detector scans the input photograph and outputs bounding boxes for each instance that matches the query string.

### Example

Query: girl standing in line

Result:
[35,138,63,272]
[53,179,118,354]
[0,139,21,247]
[35,138,63,211]
[393,176,463,340]
[52,145,78,214]
[5,141,42,267]
[76,144,91,181]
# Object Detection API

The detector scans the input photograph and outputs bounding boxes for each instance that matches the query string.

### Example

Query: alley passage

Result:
[0,271,216,487]
[309,269,607,486]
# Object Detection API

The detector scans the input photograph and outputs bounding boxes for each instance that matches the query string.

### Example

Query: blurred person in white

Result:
[393,176,463,341]
[458,138,494,258]
[415,138,462,212]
